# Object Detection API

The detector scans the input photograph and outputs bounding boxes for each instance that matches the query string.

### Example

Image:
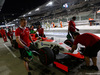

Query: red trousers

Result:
[2,34,7,42]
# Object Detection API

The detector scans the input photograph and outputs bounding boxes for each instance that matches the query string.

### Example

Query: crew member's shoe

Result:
[28,66,33,70]
[28,72,31,75]
[90,65,99,71]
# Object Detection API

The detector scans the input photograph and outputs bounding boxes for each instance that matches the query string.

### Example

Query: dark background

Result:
[0,0,48,25]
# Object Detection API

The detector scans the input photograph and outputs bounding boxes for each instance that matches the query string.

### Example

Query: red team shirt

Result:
[15,27,30,48]
[69,20,76,32]
[7,31,13,37]
[37,28,44,35]
[73,33,100,47]
[0,29,6,35]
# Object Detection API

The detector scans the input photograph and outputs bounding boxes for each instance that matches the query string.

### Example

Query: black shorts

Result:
[19,48,32,61]
[7,36,13,40]
[83,40,100,57]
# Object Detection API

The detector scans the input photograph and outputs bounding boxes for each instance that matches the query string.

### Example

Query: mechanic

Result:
[30,25,38,39]
[30,26,35,34]
[0,27,7,42]
[60,21,63,28]
[71,32,100,71]
[37,25,46,37]
[15,18,34,75]
[52,22,55,28]
[68,16,79,37]
[7,29,13,45]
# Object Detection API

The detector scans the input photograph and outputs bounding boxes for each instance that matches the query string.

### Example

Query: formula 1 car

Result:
[13,33,84,72]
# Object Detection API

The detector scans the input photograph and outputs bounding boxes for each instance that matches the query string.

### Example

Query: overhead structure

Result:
[0,0,5,11]
[10,0,100,24]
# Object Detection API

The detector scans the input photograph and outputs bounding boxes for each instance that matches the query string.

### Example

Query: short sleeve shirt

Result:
[15,27,30,48]
[37,28,44,35]
[69,20,76,32]
[0,29,6,35]
[73,33,100,47]
[7,31,13,37]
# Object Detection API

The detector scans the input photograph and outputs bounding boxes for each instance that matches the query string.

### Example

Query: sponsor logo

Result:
[41,42,43,46]
[41,42,50,46]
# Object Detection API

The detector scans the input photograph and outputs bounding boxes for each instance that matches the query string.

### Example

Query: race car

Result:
[13,33,84,72]
[29,39,84,72]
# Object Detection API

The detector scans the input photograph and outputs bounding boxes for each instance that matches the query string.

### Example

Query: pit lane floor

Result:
[0,37,100,75]
[0,38,68,75]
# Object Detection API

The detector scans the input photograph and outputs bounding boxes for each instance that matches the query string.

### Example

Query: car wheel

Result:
[39,47,54,65]
[64,39,73,47]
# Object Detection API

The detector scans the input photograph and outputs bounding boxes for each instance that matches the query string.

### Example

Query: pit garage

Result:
[0,0,100,75]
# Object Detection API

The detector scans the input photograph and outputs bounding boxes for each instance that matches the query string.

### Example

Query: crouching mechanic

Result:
[15,18,34,75]
[71,32,100,71]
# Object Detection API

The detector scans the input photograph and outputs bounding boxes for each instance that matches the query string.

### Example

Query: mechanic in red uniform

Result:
[68,16,79,36]
[37,25,46,37]
[71,32,100,71]
[7,29,13,44]
[0,27,7,42]
[15,18,34,75]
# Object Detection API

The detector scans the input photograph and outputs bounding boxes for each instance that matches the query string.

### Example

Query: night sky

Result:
[0,0,48,24]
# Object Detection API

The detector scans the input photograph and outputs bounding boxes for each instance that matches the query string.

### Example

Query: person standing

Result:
[15,18,34,75]
[0,27,7,42]
[29,26,35,34]
[37,25,46,37]
[60,21,63,28]
[71,32,100,71]
[68,16,79,36]
[7,29,13,45]
[52,22,55,28]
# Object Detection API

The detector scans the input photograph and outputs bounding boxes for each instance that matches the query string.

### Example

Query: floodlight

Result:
[23,15,25,17]
[28,12,31,14]
[46,1,53,6]
[35,8,40,11]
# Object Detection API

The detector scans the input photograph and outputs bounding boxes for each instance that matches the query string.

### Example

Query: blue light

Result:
[63,3,68,8]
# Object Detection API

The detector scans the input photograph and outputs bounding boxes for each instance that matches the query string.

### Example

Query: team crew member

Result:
[52,22,55,28]
[37,25,45,37]
[71,32,100,71]
[15,18,34,75]
[29,26,36,34]
[60,21,63,28]
[7,29,13,44]
[68,16,79,36]
[0,27,7,42]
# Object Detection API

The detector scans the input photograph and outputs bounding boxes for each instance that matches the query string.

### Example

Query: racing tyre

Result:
[39,47,54,65]
[64,39,73,47]
[51,37,54,40]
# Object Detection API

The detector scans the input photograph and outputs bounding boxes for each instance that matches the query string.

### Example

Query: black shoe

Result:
[90,65,99,71]
[28,72,31,75]
[29,66,33,70]
[81,65,91,70]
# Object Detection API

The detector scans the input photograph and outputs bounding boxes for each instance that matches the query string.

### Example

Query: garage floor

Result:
[0,37,100,75]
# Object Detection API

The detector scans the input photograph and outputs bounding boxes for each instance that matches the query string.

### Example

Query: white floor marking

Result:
[4,44,17,58]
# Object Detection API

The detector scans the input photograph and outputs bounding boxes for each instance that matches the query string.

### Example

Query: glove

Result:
[76,28,79,31]
[24,46,29,51]
[30,42,37,50]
